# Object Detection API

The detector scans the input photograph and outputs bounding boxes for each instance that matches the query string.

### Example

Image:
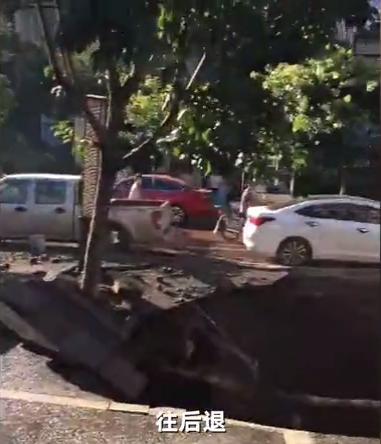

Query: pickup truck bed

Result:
[108,199,173,245]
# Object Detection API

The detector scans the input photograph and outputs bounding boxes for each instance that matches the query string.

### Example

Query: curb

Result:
[0,390,112,411]
[0,389,376,443]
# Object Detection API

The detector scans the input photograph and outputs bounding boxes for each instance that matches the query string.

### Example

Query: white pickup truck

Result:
[0,173,173,246]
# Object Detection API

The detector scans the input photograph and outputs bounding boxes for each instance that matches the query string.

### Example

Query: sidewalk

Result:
[0,395,377,444]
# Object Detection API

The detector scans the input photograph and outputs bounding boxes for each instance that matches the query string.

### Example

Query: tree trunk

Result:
[77,215,90,273]
[289,170,296,197]
[79,48,123,298]
[339,164,346,195]
[80,156,115,298]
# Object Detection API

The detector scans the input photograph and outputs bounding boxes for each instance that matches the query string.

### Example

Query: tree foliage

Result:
[151,0,374,175]
[0,7,71,172]
[52,0,374,159]
[127,76,171,134]
[2,0,374,174]
[251,46,379,176]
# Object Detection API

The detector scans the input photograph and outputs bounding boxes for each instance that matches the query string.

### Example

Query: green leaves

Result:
[48,0,375,179]
[201,128,212,143]
[292,114,311,133]
[366,80,378,92]
[127,76,171,133]
[51,119,88,164]
[251,45,379,175]
[52,120,74,145]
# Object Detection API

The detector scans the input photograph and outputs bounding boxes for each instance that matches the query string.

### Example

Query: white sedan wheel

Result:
[277,238,311,266]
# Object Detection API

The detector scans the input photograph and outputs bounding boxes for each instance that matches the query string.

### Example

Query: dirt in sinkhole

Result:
[130,269,379,438]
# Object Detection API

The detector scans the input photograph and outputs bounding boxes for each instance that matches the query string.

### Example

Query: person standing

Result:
[128,173,143,200]
[239,183,256,219]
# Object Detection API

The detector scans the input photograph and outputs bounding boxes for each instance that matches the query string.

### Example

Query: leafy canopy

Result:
[8,0,373,175]
[127,76,171,134]
[250,46,379,173]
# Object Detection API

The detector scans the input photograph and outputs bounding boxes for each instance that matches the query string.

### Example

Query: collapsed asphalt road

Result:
[0,245,379,439]
[127,264,379,438]
[0,321,378,444]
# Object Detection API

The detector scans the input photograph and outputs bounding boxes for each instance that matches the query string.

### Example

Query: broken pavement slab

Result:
[0,275,146,401]
[0,255,289,403]
[0,302,57,353]
[56,329,147,400]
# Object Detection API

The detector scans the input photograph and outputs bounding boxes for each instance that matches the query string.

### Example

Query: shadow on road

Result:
[0,324,20,355]
[46,359,123,401]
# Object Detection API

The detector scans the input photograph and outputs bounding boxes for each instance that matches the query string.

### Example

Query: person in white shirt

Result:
[128,174,143,200]
[239,183,256,219]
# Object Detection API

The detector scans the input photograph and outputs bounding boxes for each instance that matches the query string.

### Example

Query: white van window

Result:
[35,180,67,205]
[0,180,29,204]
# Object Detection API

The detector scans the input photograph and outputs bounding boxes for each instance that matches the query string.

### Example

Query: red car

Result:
[113,174,218,226]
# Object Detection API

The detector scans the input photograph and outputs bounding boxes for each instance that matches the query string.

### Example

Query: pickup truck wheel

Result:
[171,205,187,227]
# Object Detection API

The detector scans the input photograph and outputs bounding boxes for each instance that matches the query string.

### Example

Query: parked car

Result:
[113,174,218,226]
[0,174,173,246]
[243,195,380,266]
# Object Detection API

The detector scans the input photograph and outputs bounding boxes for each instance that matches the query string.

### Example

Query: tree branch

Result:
[122,52,206,162]
[120,64,144,101]
[35,0,107,146]
[35,0,66,85]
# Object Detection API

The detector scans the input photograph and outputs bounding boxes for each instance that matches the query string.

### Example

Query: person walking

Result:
[213,178,231,235]
[128,173,143,200]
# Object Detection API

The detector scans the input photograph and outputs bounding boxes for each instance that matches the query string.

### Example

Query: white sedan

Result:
[243,195,380,266]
